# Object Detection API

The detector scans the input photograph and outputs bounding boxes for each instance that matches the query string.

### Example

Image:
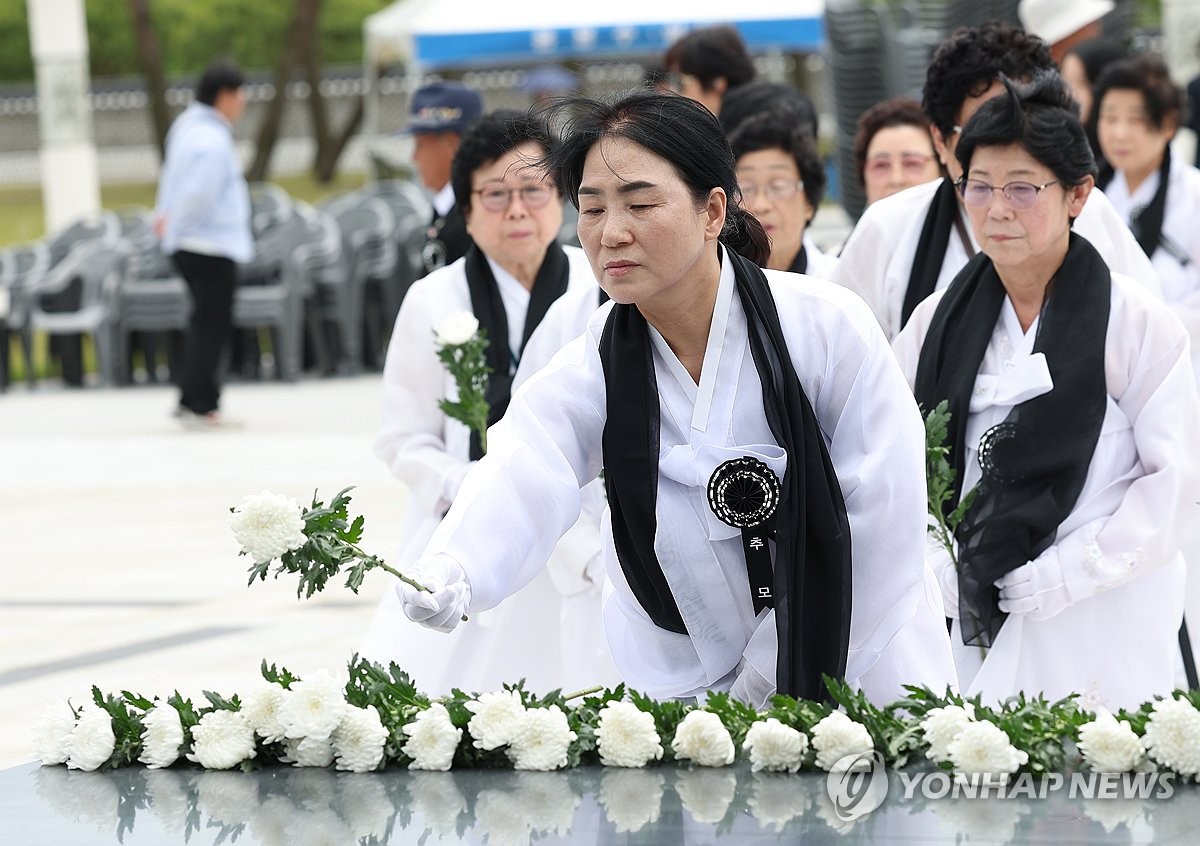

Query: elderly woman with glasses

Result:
[893,73,1200,709]
[361,109,616,695]
[729,109,836,278]
[852,97,942,207]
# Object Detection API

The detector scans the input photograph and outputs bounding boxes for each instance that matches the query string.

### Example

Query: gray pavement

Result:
[0,376,406,767]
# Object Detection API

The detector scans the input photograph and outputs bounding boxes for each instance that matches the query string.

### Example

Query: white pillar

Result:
[27,0,101,235]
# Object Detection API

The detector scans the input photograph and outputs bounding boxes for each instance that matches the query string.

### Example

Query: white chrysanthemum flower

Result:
[947,720,1028,777]
[598,769,664,833]
[31,699,77,766]
[596,701,663,768]
[402,703,462,771]
[193,770,263,823]
[811,711,874,772]
[749,773,813,831]
[138,703,184,769]
[1078,710,1144,773]
[282,734,335,767]
[671,710,735,767]
[280,670,348,742]
[66,702,115,772]
[465,690,526,750]
[187,709,257,770]
[1142,697,1200,778]
[920,703,976,763]
[230,490,307,564]
[675,769,738,823]
[435,311,480,347]
[335,778,395,841]
[743,718,808,773]
[507,705,576,771]
[241,683,289,743]
[332,705,388,773]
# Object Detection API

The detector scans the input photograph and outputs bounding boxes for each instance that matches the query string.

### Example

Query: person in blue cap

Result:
[405,81,484,273]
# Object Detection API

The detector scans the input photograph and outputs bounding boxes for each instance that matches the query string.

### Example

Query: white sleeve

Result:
[1076,188,1163,297]
[830,208,894,331]
[373,283,473,515]
[807,292,931,673]
[1053,325,1200,603]
[420,333,607,612]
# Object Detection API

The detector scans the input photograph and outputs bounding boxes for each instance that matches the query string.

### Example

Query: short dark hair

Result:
[851,97,934,185]
[664,26,756,92]
[922,22,1054,139]
[1065,38,1131,88]
[544,91,770,266]
[196,60,244,106]
[718,81,818,139]
[956,73,1096,195]
[451,110,559,216]
[729,109,827,213]
[1093,54,1183,131]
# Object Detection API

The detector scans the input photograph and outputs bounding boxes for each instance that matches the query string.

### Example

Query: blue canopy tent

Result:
[361,0,825,161]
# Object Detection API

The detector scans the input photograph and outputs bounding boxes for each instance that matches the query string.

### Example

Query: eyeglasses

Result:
[864,153,935,179]
[955,178,1061,210]
[472,185,554,212]
[738,179,805,202]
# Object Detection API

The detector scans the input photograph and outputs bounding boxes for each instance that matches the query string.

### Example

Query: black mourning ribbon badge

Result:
[707,456,782,614]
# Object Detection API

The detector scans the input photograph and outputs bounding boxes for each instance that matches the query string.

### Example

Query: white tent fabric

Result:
[364,0,825,71]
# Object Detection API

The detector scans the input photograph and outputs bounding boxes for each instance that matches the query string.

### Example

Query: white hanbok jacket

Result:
[802,233,839,280]
[893,273,1200,709]
[833,177,1162,340]
[1105,153,1200,676]
[361,245,619,694]
[419,254,956,704]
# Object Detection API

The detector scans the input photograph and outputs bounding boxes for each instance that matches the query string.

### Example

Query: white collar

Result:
[433,182,456,217]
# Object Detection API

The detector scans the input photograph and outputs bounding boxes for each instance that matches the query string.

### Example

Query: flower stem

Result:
[345,542,468,622]
[562,685,604,702]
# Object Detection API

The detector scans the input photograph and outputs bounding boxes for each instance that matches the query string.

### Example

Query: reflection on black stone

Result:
[22,761,1200,844]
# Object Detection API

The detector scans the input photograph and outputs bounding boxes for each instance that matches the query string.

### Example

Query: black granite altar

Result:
[2,760,1195,844]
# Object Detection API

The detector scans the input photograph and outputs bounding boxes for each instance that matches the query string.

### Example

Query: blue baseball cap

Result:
[404,81,483,135]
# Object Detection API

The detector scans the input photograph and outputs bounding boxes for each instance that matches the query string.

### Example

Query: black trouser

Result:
[173,251,236,415]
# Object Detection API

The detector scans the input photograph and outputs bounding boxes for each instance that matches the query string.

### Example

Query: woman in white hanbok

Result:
[894,74,1200,710]
[396,92,955,707]
[360,110,618,695]
[728,110,837,279]
[1094,57,1200,673]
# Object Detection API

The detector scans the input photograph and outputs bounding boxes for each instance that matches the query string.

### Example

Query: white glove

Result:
[398,555,471,633]
[995,553,1071,622]
[928,543,959,620]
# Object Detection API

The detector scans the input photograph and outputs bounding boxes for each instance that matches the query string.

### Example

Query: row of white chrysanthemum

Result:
[33,672,1200,780]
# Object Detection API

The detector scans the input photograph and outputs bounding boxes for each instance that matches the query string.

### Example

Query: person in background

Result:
[155,60,252,428]
[1060,37,1130,165]
[664,25,756,118]
[852,97,942,207]
[361,110,612,694]
[1093,56,1200,683]
[718,80,818,140]
[1018,0,1114,64]
[730,109,836,277]
[404,82,484,274]
[833,22,1159,341]
[395,91,955,707]
[894,73,1200,709]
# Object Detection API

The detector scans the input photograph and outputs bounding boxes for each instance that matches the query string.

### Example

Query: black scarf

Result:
[598,248,853,700]
[913,233,1111,646]
[787,244,808,275]
[1097,153,1171,262]
[464,242,570,459]
[902,178,967,328]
